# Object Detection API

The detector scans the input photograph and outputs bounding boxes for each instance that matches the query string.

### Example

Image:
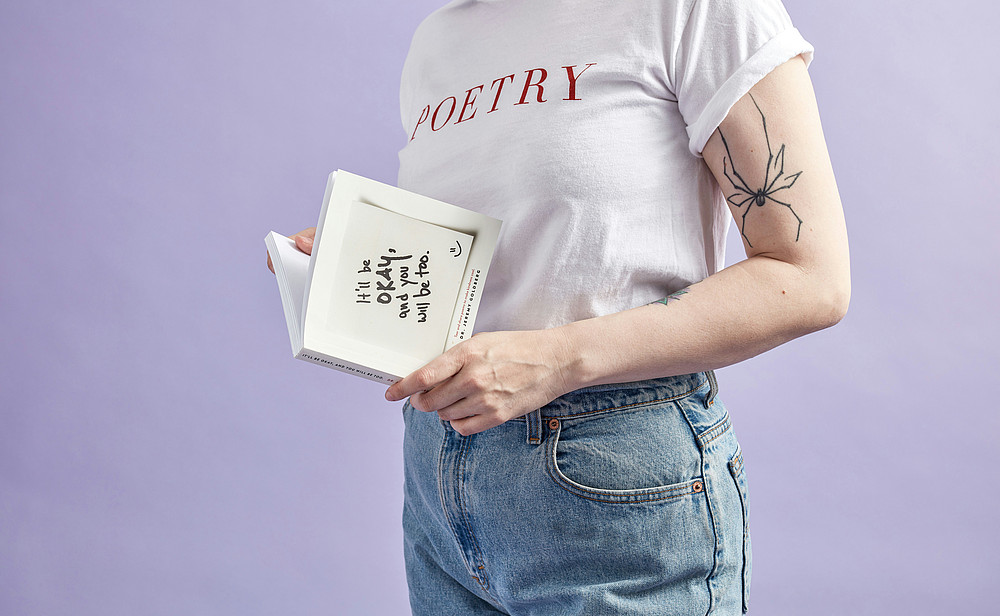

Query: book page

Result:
[264,232,310,351]
[325,200,473,362]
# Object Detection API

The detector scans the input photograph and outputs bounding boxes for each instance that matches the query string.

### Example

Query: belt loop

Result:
[526,409,543,445]
[705,370,719,408]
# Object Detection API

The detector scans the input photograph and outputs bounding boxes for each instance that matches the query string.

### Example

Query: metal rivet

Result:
[548,419,560,430]
[692,481,704,493]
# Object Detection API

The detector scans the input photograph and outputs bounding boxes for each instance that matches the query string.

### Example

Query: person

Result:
[271,0,849,613]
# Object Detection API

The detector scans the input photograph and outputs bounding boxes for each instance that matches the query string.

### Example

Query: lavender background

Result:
[2,1,997,614]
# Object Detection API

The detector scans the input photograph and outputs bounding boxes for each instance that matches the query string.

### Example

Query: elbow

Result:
[811,272,851,331]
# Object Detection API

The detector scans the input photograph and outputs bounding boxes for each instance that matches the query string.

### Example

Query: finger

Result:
[267,252,275,274]
[409,374,474,414]
[293,233,314,255]
[449,414,502,437]
[410,378,472,416]
[431,396,483,422]
[386,350,466,402]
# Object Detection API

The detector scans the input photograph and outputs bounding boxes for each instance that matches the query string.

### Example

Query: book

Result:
[265,170,502,385]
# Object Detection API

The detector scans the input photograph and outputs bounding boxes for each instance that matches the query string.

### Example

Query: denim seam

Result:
[730,449,744,475]
[437,429,493,599]
[526,409,542,445]
[546,380,707,421]
[546,466,702,504]
[705,370,719,407]
[728,445,750,613]
[437,424,455,559]
[697,413,732,449]
[676,400,719,616]
[456,436,498,601]
[545,424,703,504]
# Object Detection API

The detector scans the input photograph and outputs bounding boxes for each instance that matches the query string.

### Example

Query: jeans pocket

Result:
[728,444,752,613]
[545,402,704,505]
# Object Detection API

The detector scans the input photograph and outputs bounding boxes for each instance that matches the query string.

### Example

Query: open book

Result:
[265,171,502,384]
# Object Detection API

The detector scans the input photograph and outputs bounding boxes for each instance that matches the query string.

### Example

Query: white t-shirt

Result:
[397,0,813,333]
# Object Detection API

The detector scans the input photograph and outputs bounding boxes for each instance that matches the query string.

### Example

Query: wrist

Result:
[547,320,598,394]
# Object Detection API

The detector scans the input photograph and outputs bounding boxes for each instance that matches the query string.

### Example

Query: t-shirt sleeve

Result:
[669,0,814,157]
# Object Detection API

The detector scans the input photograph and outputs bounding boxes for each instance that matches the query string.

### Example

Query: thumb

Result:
[293,233,314,255]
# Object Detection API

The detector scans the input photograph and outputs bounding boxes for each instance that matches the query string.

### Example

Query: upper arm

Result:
[702,57,850,287]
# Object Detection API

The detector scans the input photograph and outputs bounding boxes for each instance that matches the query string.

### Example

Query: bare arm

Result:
[386,57,850,434]
[556,57,851,385]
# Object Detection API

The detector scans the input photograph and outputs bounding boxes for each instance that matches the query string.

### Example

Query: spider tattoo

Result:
[719,93,803,248]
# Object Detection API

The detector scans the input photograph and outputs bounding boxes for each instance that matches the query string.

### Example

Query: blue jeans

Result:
[402,372,751,615]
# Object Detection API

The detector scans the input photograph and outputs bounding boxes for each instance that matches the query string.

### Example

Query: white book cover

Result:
[265,170,502,384]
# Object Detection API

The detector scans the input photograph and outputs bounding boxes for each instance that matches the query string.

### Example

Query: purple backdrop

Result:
[2,1,997,614]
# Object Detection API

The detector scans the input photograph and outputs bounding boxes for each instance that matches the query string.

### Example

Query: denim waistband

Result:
[518,372,718,445]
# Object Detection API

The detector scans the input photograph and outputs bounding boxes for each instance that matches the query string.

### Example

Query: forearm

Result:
[387,58,850,436]
[552,253,850,391]
[549,58,851,392]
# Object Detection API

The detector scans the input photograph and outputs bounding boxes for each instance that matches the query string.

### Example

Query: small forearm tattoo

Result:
[651,288,689,306]
[719,93,803,248]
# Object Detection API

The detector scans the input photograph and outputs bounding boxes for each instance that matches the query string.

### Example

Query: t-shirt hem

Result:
[686,27,814,157]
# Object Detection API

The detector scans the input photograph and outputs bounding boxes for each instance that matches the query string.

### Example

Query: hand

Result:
[267,227,316,273]
[385,329,576,436]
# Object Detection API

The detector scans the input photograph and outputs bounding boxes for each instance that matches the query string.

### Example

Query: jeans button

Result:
[548,418,560,430]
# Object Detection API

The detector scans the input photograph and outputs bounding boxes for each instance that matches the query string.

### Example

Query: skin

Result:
[275,57,850,436]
